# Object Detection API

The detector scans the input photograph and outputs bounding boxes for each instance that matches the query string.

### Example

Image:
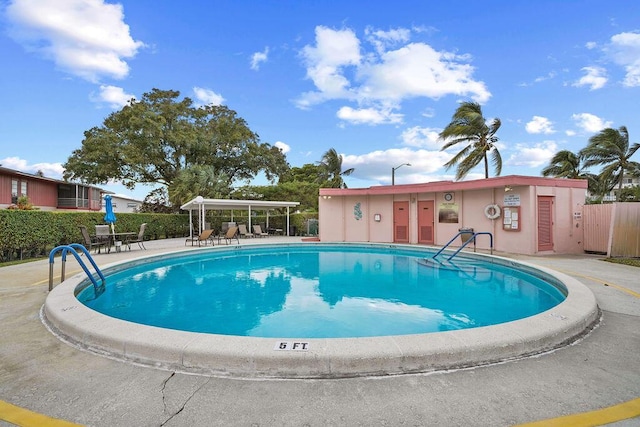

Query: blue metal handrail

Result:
[49,244,105,292]
[432,231,493,261]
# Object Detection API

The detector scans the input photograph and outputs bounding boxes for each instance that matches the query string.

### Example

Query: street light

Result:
[392,163,411,185]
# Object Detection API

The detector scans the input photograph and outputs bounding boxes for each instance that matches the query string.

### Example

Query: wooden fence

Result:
[583,203,640,257]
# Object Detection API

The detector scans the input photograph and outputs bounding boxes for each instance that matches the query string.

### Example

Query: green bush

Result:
[0,210,189,262]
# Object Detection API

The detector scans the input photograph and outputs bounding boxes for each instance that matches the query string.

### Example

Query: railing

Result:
[432,231,494,261]
[49,243,105,292]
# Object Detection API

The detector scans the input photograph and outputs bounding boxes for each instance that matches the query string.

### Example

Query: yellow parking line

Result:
[558,269,640,298]
[33,270,83,287]
[514,397,640,426]
[0,400,83,426]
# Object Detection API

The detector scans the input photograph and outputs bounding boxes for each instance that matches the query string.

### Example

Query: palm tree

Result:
[579,126,640,194]
[541,150,586,179]
[439,101,502,180]
[540,149,608,199]
[169,165,230,206]
[587,173,617,204]
[318,148,354,188]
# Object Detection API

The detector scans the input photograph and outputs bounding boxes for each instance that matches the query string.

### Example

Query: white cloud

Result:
[400,126,442,149]
[571,113,612,133]
[525,116,555,134]
[573,66,607,90]
[507,141,558,168]
[193,87,225,106]
[365,26,411,54]
[296,25,491,114]
[1,156,64,178]
[297,26,361,108]
[336,106,403,125]
[608,31,640,87]
[585,41,597,50]
[250,47,269,71]
[274,141,290,153]
[360,42,490,103]
[565,130,577,136]
[342,147,452,184]
[91,85,134,109]
[6,0,145,82]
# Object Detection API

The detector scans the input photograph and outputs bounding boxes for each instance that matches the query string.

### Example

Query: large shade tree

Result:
[318,148,354,188]
[63,89,289,201]
[579,126,640,196]
[439,101,502,180]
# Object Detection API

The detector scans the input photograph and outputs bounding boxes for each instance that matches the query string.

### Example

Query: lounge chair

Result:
[130,223,147,250]
[238,224,253,238]
[252,224,269,237]
[79,225,108,254]
[221,226,239,245]
[185,229,214,247]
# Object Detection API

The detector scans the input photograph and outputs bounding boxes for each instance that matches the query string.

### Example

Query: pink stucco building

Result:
[318,175,588,255]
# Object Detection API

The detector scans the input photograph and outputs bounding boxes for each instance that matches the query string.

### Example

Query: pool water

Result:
[76,245,566,338]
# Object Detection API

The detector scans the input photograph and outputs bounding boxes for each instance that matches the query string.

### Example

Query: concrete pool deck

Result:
[43,241,599,379]
[1,237,639,426]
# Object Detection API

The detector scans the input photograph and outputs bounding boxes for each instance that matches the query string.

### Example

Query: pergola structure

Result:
[180,197,300,237]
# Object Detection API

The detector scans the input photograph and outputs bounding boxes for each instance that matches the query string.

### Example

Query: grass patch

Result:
[602,257,640,268]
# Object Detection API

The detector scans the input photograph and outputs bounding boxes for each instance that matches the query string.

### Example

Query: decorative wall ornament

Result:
[354,202,363,220]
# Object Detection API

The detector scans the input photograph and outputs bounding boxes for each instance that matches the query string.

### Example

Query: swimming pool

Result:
[44,242,599,378]
[76,245,566,338]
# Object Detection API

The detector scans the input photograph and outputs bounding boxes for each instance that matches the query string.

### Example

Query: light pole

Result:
[392,163,411,185]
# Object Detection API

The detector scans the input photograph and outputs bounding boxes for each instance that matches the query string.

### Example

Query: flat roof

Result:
[180,197,300,211]
[319,175,588,196]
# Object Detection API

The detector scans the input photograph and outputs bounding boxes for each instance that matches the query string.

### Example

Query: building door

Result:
[417,200,434,244]
[537,196,554,251]
[393,201,410,243]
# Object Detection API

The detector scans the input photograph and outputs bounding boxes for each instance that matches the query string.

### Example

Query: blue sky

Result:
[1,0,639,201]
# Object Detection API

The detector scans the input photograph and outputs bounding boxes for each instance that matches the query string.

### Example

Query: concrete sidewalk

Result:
[1,238,639,426]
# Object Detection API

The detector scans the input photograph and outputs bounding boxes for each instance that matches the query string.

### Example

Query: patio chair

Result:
[130,223,147,250]
[252,224,269,237]
[238,224,254,238]
[95,224,112,252]
[79,225,108,254]
[185,229,214,247]
[221,226,240,245]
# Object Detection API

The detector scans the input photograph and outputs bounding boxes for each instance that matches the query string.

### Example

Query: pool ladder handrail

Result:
[432,231,494,261]
[49,244,105,292]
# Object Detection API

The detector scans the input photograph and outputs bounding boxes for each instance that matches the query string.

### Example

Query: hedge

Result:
[0,210,190,262]
[0,210,319,262]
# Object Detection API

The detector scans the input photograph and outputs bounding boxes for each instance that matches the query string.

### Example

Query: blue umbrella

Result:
[104,195,117,235]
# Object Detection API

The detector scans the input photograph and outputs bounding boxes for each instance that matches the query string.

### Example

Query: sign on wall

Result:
[438,203,459,223]
[503,194,521,206]
[503,206,521,231]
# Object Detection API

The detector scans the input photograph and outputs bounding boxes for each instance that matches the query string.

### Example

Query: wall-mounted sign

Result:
[503,194,521,206]
[444,192,454,202]
[438,203,459,223]
[503,206,520,231]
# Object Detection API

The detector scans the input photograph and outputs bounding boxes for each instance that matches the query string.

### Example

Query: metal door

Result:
[393,201,410,243]
[417,200,434,244]
[537,196,554,251]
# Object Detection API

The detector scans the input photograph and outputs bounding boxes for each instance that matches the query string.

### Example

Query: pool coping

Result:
[43,243,600,379]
